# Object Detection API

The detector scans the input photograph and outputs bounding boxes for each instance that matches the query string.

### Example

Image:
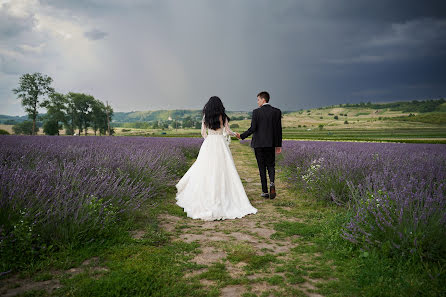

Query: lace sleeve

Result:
[201,115,207,139]
[224,118,236,137]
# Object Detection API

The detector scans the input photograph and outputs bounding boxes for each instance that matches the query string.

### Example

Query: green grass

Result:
[115,127,446,144]
[271,222,321,240]
[225,243,278,272]
[20,195,212,297]
[55,241,206,297]
[273,183,446,297]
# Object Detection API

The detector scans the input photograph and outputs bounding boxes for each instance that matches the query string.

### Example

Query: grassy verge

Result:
[273,181,446,297]
[0,188,214,297]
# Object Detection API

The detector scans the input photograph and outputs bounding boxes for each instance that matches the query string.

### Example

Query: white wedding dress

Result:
[175,116,258,221]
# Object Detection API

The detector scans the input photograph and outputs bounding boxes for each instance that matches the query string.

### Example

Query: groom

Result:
[236,91,282,199]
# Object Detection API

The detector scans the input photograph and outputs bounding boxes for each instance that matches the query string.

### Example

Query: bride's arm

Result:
[224,118,236,137]
[201,115,207,139]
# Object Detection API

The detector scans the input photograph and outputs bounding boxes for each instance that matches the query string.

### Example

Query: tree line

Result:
[339,98,445,113]
[12,72,114,136]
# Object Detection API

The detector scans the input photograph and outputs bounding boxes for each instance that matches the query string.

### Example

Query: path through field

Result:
[157,142,333,296]
[0,141,337,297]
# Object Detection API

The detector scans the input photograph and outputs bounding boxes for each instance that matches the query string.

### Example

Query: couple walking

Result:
[175,91,282,221]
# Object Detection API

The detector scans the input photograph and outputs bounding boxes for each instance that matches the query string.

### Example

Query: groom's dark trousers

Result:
[254,147,275,193]
[240,104,282,194]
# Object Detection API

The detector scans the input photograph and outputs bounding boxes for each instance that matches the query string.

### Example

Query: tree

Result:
[182,116,194,128]
[91,99,107,135]
[67,92,96,135]
[13,73,54,135]
[104,102,113,135]
[43,119,60,135]
[12,121,38,135]
[41,92,68,136]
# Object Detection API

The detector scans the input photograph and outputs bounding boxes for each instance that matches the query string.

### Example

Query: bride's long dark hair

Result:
[202,96,230,130]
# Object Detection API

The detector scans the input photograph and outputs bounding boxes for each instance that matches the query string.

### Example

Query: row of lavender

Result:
[0,135,202,270]
[279,140,446,262]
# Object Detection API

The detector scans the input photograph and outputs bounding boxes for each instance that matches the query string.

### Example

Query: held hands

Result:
[235,133,241,139]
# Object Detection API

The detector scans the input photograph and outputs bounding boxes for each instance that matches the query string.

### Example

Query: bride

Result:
[175,96,258,221]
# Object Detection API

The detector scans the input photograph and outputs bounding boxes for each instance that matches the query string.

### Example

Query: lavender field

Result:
[0,135,202,271]
[279,140,446,263]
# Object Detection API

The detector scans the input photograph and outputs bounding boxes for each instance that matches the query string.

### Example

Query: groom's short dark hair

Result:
[257,91,270,102]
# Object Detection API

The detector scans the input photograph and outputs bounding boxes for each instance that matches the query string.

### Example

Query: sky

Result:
[1,0,445,116]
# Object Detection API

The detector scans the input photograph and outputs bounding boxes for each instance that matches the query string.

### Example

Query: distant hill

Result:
[0,114,29,125]
[113,110,252,124]
[337,98,445,113]
[1,98,444,125]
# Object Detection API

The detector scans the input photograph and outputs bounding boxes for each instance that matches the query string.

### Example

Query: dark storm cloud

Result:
[270,0,446,21]
[84,29,108,40]
[1,0,445,115]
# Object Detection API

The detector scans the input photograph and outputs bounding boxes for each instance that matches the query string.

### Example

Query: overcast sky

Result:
[1,0,445,115]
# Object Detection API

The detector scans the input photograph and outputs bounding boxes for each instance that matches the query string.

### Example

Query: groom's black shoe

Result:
[269,183,276,199]
[261,192,270,198]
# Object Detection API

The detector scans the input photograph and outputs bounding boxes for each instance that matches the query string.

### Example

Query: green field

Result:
[3,100,445,143]
[110,105,446,143]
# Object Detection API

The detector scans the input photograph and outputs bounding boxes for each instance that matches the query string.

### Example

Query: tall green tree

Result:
[65,98,77,135]
[12,73,54,135]
[67,92,95,135]
[104,102,114,135]
[91,99,107,136]
[41,92,68,135]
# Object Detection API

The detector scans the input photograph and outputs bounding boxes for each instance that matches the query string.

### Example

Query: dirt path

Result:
[158,142,329,297]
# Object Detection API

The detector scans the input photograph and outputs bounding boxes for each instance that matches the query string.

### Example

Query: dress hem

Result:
[175,201,258,221]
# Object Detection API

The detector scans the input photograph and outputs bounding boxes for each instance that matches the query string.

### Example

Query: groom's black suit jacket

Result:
[240,104,282,148]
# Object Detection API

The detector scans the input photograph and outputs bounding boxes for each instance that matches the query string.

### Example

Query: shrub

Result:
[334,115,339,120]
[0,135,202,271]
[344,120,349,124]
[12,121,39,135]
[280,141,446,263]
[0,129,9,135]
[43,119,61,135]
